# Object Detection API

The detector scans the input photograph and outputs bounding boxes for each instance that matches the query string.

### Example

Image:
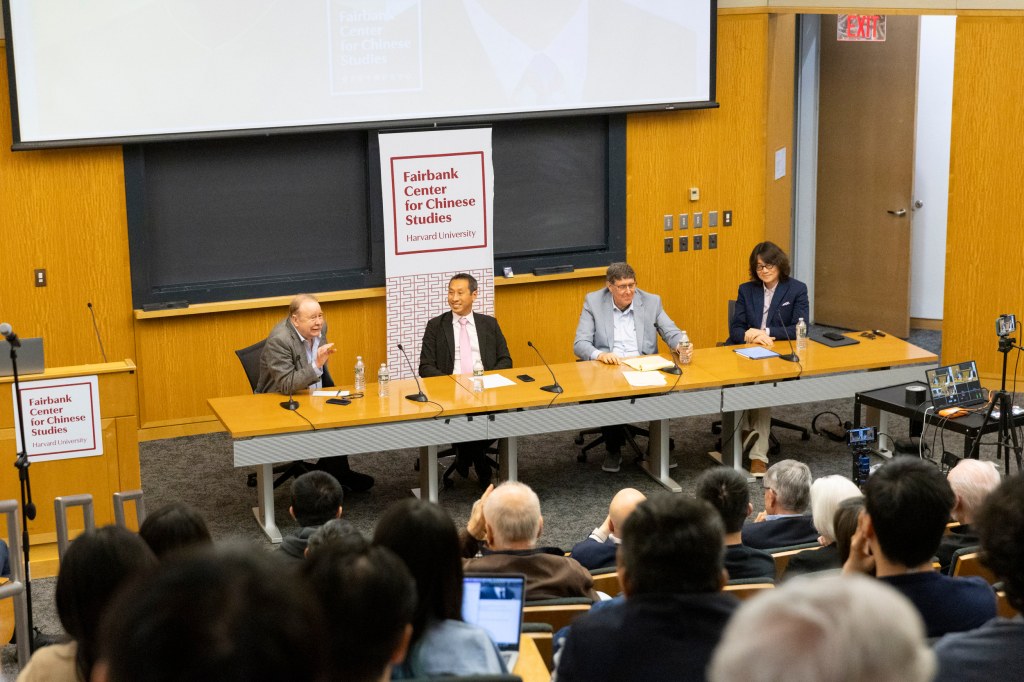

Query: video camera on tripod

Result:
[848,425,877,490]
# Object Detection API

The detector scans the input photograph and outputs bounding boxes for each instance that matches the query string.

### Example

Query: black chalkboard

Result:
[125,116,625,308]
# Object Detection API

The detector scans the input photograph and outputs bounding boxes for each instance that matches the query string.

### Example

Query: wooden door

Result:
[814,15,918,337]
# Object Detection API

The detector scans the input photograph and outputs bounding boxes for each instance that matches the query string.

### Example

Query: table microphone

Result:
[527,341,563,394]
[396,343,429,402]
[772,307,800,363]
[280,389,299,411]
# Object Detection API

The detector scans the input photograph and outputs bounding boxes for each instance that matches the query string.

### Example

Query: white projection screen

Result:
[3,0,715,148]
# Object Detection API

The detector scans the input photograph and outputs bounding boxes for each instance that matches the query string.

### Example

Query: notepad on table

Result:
[621,354,675,372]
[734,347,780,360]
[622,370,668,387]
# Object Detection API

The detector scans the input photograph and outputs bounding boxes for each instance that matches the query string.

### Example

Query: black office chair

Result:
[236,339,312,489]
[575,424,672,463]
[711,300,810,455]
[413,441,500,489]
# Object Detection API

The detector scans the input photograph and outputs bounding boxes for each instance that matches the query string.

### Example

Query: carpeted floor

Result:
[7,326,1005,678]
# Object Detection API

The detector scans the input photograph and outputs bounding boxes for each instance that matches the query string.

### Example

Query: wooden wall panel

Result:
[944,17,1024,383]
[626,14,770,350]
[765,13,797,250]
[0,51,135,373]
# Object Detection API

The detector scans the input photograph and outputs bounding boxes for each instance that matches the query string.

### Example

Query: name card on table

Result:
[12,375,103,462]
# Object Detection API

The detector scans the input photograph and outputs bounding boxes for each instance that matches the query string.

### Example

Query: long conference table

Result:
[209,333,937,542]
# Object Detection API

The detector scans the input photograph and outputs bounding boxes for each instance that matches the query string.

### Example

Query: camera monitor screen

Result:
[926,361,985,410]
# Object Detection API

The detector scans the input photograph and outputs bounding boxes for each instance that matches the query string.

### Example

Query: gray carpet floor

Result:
[6,326,1010,678]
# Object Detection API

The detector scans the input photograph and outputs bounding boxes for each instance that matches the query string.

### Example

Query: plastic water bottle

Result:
[796,317,808,352]
[678,330,692,365]
[354,356,366,393]
[472,360,485,393]
[377,362,390,397]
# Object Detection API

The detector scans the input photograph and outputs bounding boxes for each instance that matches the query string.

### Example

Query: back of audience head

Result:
[695,466,751,534]
[57,525,157,681]
[709,573,935,682]
[290,470,344,527]
[810,475,862,544]
[138,502,212,560]
[764,459,812,513]
[864,456,954,567]
[620,493,725,595]
[947,458,1001,524]
[608,487,647,535]
[833,497,865,564]
[976,473,1024,612]
[305,517,365,557]
[303,543,416,682]
[483,481,542,547]
[374,497,463,644]
[95,544,327,682]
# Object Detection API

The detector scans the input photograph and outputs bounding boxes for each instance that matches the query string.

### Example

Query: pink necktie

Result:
[459,317,474,376]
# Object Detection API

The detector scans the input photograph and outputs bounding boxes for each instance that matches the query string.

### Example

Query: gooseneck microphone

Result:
[86,302,109,363]
[280,390,299,410]
[396,343,429,403]
[0,322,20,347]
[527,341,563,394]
[772,307,800,363]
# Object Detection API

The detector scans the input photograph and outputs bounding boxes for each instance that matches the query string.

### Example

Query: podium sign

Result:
[11,375,103,462]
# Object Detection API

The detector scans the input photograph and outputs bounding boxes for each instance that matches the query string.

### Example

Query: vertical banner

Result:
[12,375,103,462]
[380,128,494,378]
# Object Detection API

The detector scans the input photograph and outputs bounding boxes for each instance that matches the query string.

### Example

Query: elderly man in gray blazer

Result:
[574,263,692,472]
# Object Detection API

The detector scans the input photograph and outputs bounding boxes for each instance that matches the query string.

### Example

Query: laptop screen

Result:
[926,361,984,409]
[461,574,525,652]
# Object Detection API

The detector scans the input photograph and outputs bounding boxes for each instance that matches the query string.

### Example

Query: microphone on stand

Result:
[772,307,800,363]
[527,341,563,394]
[396,344,428,403]
[280,390,299,411]
[86,302,109,363]
[0,322,21,347]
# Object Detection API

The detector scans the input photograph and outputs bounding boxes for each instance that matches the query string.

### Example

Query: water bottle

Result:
[678,330,692,365]
[377,362,390,397]
[472,359,485,393]
[796,317,808,352]
[354,356,366,393]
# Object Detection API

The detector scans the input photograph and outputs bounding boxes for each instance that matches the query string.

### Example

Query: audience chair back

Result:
[113,490,147,530]
[723,581,775,601]
[997,591,1019,619]
[0,499,32,666]
[234,339,267,392]
[523,597,592,632]
[771,543,822,581]
[590,567,622,596]
[951,549,997,584]
[54,494,96,561]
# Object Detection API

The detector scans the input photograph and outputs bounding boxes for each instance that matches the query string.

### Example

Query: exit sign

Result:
[838,15,886,42]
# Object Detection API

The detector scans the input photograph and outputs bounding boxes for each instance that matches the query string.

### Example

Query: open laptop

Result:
[0,338,45,377]
[462,573,526,670]
[926,360,986,409]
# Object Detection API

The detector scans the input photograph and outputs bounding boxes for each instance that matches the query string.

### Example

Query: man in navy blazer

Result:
[570,488,647,572]
[727,242,809,475]
[419,273,512,486]
[574,262,692,473]
[741,460,818,550]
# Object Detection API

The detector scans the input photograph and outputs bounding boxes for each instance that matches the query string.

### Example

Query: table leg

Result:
[252,463,282,544]
[875,410,894,458]
[413,445,439,502]
[499,437,518,482]
[720,410,746,474]
[638,419,682,492]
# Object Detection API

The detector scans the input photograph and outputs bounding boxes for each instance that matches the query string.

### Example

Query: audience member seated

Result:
[374,498,507,678]
[741,460,817,550]
[17,527,157,682]
[695,467,774,581]
[784,475,862,579]
[831,496,865,567]
[94,545,329,682]
[709,573,936,682]
[843,457,996,637]
[569,487,647,571]
[138,502,213,560]
[937,458,1000,573]
[463,482,597,601]
[555,494,738,682]
[934,473,1024,679]
[304,517,364,558]
[303,543,417,682]
[279,470,344,561]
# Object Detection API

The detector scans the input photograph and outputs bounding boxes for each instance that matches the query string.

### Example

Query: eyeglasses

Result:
[612,282,637,292]
[755,263,777,272]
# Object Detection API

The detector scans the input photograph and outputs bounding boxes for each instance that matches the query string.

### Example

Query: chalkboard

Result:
[125,116,625,308]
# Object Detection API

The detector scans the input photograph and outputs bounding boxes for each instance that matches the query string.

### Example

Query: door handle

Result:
[887,208,907,217]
